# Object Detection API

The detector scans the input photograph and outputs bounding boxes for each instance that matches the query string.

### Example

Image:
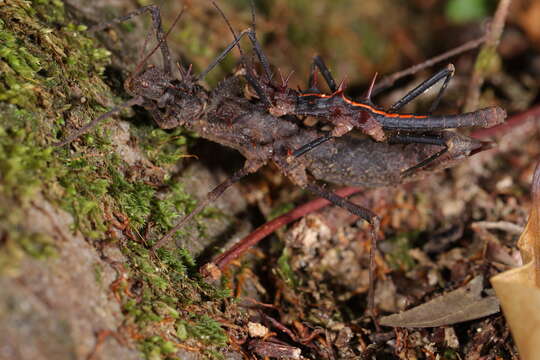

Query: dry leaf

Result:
[491,160,540,360]
[380,276,499,328]
[519,2,540,46]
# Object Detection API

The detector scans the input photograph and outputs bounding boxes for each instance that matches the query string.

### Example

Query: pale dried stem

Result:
[464,0,512,111]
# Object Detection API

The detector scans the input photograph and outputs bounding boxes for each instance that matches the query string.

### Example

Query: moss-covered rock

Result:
[0,1,246,358]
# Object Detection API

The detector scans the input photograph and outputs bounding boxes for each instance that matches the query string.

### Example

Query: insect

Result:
[223,21,505,169]
[54,3,505,317]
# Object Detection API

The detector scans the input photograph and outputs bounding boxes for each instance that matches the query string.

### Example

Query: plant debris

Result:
[380,275,500,327]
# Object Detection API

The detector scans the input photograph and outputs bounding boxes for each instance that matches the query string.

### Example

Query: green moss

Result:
[178,315,228,346]
[150,183,197,234]
[93,263,104,285]
[109,167,155,230]
[0,106,59,270]
[0,1,234,358]
[140,336,177,360]
[276,248,299,288]
[135,126,192,167]
[0,123,56,203]
[268,202,294,221]
[118,242,232,355]
[445,0,490,24]
[474,46,501,75]
[384,232,420,271]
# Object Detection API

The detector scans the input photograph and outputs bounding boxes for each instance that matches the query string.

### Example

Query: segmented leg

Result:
[293,61,454,158]
[389,64,455,112]
[291,56,341,158]
[305,182,380,318]
[153,160,264,250]
[308,55,338,92]
[54,96,144,147]
[291,133,333,158]
[210,1,272,107]
[388,133,449,176]
[197,29,252,80]
[56,6,179,146]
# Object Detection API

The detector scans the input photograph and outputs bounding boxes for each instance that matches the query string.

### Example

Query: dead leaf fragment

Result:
[248,339,301,359]
[491,160,540,360]
[380,276,500,328]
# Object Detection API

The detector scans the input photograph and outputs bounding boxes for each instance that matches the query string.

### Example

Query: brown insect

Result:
[54,3,505,317]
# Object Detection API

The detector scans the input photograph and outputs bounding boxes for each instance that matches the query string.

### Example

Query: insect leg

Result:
[291,133,333,159]
[305,182,380,317]
[388,133,449,176]
[90,5,173,76]
[54,96,144,147]
[402,148,449,177]
[197,29,256,81]
[153,160,264,250]
[389,64,455,112]
[291,57,340,159]
[197,28,272,86]
[210,1,271,107]
[309,56,338,93]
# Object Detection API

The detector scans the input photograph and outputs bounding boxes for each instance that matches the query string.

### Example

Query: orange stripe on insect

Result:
[298,92,428,119]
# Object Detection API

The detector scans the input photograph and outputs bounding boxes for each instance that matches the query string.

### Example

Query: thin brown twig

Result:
[372,36,486,95]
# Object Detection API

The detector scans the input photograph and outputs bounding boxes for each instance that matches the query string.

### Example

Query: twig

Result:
[200,187,362,276]
[372,36,486,95]
[471,221,524,235]
[464,0,512,111]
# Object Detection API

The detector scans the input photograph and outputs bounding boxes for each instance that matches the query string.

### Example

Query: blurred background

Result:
[71,0,539,115]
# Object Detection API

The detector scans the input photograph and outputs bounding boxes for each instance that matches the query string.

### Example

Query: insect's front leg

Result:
[90,5,173,76]
[154,158,266,250]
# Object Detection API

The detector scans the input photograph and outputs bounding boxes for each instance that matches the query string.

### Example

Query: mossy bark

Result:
[0,1,247,359]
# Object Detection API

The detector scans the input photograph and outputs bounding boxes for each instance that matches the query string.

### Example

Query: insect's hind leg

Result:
[90,5,173,76]
[389,64,455,113]
[305,182,380,319]
[388,133,449,176]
